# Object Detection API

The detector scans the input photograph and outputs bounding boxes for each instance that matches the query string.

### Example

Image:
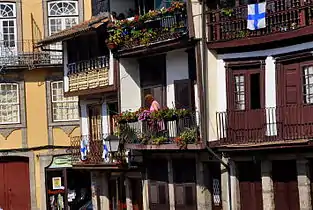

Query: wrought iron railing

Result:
[108,7,188,51]
[216,105,313,144]
[207,0,313,42]
[118,112,199,146]
[67,55,110,92]
[70,134,126,165]
[0,39,62,67]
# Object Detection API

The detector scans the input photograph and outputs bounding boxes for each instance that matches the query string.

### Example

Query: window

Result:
[48,0,78,35]
[234,75,245,110]
[0,83,19,124]
[48,1,79,63]
[303,66,313,104]
[51,81,79,121]
[0,3,17,56]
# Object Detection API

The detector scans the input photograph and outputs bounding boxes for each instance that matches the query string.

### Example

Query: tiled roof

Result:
[37,13,110,46]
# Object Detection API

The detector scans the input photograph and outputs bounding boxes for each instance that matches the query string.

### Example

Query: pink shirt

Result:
[150,100,160,112]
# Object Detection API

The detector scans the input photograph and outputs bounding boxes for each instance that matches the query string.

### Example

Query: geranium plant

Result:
[106,1,187,50]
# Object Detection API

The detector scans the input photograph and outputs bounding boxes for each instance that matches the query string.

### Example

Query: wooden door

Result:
[273,160,299,210]
[147,159,170,210]
[173,159,197,210]
[237,161,263,210]
[88,105,102,140]
[279,62,313,140]
[131,179,143,210]
[227,66,265,144]
[0,157,31,210]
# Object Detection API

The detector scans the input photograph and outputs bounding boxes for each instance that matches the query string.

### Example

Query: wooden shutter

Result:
[149,181,170,210]
[88,105,102,140]
[174,79,194,110]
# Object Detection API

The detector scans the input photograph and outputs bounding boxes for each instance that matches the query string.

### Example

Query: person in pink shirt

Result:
[144,94,160,112]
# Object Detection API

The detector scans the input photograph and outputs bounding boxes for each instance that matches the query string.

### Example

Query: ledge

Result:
[207,25,313,50]
[124,142,206,150]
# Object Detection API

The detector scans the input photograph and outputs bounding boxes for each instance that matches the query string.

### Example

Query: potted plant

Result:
[175,128,198,148]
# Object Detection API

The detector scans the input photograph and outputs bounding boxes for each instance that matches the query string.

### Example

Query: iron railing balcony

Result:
[0,39,62,67]
[117,111,202,150]
[207,0,313,48]
[107,2,188,52]
[70,133,126,165]
[216,105,313,145]
[66,55,110,92]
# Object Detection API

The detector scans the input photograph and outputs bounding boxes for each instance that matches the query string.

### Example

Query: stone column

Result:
[91,171,100,210]
[261,160,275,210]
[196,157,212,210]
[221,158,240,210]
[168,158,175,210]
[98,172,110,210]
[125,177,133,210]
[142,169,150,210]
[297,159,312,210]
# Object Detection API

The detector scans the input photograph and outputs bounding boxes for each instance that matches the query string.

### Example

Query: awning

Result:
[36,13,110,47]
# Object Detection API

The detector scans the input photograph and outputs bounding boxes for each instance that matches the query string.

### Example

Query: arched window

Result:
[0,3,16,50]
[48,1,78,35]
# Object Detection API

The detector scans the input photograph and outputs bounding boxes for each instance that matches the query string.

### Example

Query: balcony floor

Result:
[124,142,206,150]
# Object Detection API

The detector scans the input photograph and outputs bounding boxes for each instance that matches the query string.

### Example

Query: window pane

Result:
[234,75,245,110]
[0,83,19,123]
[303,66,313,104]
[51,81,79,121]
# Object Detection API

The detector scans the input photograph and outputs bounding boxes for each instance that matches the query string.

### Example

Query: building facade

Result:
[0,0,93,209]
[207,0,313,210]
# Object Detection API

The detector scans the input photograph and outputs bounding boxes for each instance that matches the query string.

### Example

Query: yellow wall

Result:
[24,69,49,147]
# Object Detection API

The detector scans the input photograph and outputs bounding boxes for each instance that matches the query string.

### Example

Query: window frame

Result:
[0,82,20,124]
[302,65,313,104]
[50,80,79,122]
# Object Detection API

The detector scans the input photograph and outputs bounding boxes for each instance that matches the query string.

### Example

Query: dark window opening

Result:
[173,159,196,183]
[147,159,168,182]
[250,73,261,109]
[139,55,166,87]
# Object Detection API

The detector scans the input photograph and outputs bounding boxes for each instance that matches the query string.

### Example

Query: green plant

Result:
[175,128,197,148]
[152,136,168,145]
[221,8,234,17]
[117,124,138,143]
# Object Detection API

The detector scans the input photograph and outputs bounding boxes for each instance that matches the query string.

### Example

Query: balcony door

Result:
[277,61,313,140]
[88,105,102,140]
[227,64,265,144]
[0,3,17,60]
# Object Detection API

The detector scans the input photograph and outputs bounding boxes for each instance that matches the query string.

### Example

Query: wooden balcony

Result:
[207,0,313,49]
[118,111,204,150]
[107,2,189,57]
[216,105,313,146]
[70,134,127,168]
[67,56,110,93]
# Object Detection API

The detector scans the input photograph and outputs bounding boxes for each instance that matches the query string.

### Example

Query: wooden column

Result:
[168,158,175,210]
[125,177,133,210]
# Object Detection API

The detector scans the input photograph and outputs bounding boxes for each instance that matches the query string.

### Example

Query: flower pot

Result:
[107,42,117,49]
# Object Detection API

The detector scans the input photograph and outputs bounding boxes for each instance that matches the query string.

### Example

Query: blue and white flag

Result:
[80,136,89,161]
[247,2,266,30]
[102,134,109,162]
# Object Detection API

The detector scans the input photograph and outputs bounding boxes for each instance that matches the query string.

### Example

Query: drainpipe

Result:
[199,1,233,210]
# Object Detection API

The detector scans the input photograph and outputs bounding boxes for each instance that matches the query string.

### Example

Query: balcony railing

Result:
[70,134,126,165]
[107,2,188,52]
[207,0,313,45]
[67,55,109,92]
[0,40,62,67]
[118,111,200,149]
[216,105,313,145]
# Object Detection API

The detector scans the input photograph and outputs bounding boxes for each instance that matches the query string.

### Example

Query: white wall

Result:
[63,41,69,93]
[119,58,141,112]
[110,0,135,16]
[109,51,114,85]
[166,50,189,108]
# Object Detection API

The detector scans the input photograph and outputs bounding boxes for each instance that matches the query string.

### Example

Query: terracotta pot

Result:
[107,42,116,49]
